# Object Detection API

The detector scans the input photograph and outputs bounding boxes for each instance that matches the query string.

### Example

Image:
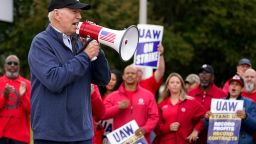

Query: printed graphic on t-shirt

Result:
[4,90,20,109]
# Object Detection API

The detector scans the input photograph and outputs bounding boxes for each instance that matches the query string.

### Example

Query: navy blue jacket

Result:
[28,25,110,141]
[236,96,256,144]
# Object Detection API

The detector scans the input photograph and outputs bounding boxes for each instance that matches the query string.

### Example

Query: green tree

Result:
[0,0,140,76]
[0,0,48,77]
[150,0,256,85]
[1,0,256,87]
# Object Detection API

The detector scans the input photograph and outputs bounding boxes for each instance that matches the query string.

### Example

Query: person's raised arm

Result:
[154,43,165,83]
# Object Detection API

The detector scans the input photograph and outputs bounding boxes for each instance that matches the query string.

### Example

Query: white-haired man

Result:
[242,68,256,102]
[28,0,111,143]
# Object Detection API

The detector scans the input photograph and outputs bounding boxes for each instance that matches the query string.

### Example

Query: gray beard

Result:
[245,83,254,93]
[5,71,19,79]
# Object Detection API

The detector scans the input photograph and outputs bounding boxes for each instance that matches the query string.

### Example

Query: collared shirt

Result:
[51,25,72,51]
[156,98,205,144]
[63,33,72,50]
[188,84,226,110]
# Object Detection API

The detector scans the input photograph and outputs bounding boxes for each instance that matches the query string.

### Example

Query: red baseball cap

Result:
[229,74,244,87]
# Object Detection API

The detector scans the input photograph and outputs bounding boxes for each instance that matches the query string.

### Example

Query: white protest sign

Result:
[0,0,13,23]
[207,99,244,144]
[211,99,244,113]
[134,24,164,68]
[107,120,139,144]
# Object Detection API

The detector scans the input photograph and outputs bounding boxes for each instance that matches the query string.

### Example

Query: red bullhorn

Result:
[76,21,139,61]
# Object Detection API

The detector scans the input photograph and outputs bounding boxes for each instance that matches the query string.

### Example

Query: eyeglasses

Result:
[6,61,19,66]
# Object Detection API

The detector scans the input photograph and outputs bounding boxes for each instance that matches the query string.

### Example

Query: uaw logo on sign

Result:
[107,120,148,144]
[134,24,164,68]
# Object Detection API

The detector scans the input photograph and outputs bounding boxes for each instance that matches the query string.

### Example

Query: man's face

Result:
[4,57,20,79]
[54,8,82,35]
[123,66,138,85]
[199,70,213,89]
[229,81,243,98]
[237,64,251,76]
[243,69,256,92]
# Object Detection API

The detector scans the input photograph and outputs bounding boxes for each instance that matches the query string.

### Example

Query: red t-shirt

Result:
[0,75,31,143]
[242,91,256,102]
[188,84,226,111]
[139,72,162,95]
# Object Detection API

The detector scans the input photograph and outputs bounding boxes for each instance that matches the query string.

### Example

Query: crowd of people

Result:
[1,0,256,144]
[2,54,256,144]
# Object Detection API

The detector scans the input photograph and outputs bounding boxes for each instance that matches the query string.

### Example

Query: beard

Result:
[244,83,254,92]
[200,81,210,89]
[5,71,19,79]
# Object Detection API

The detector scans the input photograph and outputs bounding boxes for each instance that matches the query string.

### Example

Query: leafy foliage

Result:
[150,0,256,85]
[0,0,256,86]
[0,0,48,76]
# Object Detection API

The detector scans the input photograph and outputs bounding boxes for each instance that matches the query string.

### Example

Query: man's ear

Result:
[122,74,125,81]
[54,10,62,22]
[3,64,7,72]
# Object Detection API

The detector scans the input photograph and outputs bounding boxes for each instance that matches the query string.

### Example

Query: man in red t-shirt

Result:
[188,64,226,110]
[188,64,226,144]
[137,44,165,96]
[0,55,31,144]
[241,68,256,143]
[242,68,256,102]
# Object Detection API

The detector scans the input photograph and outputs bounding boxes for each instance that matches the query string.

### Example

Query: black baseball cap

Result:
[238,58,251,66]
[48,0,91,12]
[199,64,214,74]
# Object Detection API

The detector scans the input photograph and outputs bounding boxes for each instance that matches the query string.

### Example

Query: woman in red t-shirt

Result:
[154,72,206,144]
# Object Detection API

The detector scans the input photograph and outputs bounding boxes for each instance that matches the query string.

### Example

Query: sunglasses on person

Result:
[6,61,19,66]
